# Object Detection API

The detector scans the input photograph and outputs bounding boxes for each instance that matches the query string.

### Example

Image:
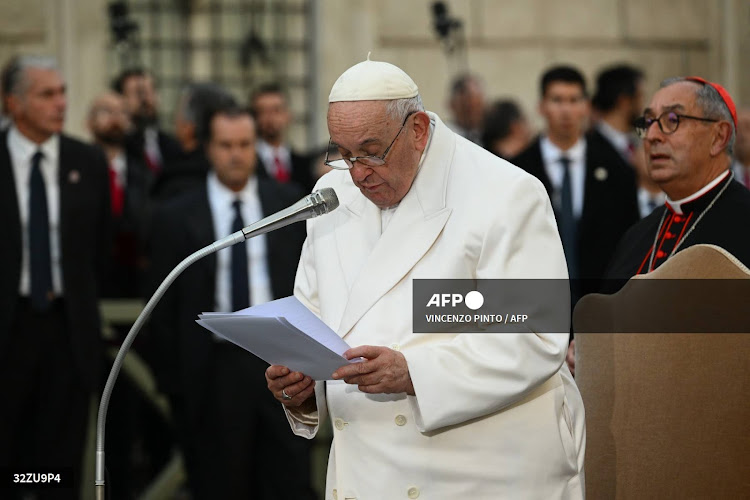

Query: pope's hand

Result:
[266,365,315,408]
[332,345,415,395]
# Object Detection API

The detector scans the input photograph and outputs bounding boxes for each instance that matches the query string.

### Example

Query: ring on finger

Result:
[281,389,293,400]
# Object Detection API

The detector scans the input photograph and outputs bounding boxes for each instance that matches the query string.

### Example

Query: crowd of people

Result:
[1,51,749,499]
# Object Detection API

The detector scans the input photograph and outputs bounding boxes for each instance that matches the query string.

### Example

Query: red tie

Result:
[274,154,290,183]
[144,149,161,173]
[626,139,636,164]
[108,164,125,217]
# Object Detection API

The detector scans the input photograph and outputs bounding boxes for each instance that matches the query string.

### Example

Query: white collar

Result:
[666,170,731,215]
[8,126,59,163]
[256,138,291,161]
[596,120,632,154]
[540,135,585,165]
[207,171,258,207]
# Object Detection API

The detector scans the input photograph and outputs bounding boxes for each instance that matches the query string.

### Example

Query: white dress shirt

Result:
[144,126,162,167]
[9,126,64,296]
[256,139,292,178]
[637,188,667,218]
[207,172,272,312]
[110,152,127,188]
[540,135,586,219]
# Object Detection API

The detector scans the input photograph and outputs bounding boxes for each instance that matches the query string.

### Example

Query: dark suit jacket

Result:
[150,147,211,202]
[0,131,111,391]
[126,127,182,167]
[101,150,152,298]
[146,176,306,424]
[512,133,640,293]
[257,149,314,192]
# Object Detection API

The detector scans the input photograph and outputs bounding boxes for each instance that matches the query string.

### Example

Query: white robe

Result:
[286,113,585,500]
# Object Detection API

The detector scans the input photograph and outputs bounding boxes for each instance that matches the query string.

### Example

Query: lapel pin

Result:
[68,170,80,184]
[594,167,608,182]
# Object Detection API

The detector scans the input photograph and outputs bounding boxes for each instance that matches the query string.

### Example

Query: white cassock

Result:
[285,112,585,500]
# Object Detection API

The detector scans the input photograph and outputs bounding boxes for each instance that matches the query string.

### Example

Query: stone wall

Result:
[0,0,109,141]
[315,0,747,143]
[0,0,746,147]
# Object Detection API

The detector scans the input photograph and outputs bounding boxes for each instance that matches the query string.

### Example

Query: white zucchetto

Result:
[328,53,419,103]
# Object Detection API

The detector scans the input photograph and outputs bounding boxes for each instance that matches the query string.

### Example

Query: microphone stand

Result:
[95,189,336,499]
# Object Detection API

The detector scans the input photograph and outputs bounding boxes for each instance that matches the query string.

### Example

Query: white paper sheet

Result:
[196,296,354,380]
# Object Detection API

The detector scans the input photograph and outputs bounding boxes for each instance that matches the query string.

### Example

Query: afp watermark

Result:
[426,290,484,310]
[413,279,570,333]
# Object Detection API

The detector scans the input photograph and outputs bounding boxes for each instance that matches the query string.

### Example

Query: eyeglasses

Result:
[634,111,718,139]
[325,111,416,170]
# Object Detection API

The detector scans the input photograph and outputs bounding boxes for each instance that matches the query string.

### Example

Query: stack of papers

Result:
[196,296,355,380]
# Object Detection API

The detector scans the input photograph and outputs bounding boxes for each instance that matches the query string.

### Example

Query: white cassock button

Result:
[390,343,400,351]
[334,418,345,430]
[395,414,407,426]
[332,489,338,500]
[407,486,420,498]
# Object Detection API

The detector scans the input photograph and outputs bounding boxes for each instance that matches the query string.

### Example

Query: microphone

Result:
[241,187,339,239]
[94,188,338,499]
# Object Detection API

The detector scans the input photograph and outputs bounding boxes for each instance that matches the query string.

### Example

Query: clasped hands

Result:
[265,345,415,407]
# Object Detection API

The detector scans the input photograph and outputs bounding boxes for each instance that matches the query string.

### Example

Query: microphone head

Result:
[310,187,339,216]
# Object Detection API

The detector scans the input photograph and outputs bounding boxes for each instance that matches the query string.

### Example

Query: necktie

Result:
[29,150,53,312]
[626,137,636,164]
[274,154,290,183]
[558,156,579,280]
[108,162,125,217]
[144,132,162,172]
[231,199,250,311]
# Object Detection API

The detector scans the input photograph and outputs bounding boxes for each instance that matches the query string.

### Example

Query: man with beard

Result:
[250,83,313,191]
[88,91,171,499]
[112,68,182,174]
[88,91,150,297]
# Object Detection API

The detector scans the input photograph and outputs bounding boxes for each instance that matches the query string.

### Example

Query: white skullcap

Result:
[328,53,419,103]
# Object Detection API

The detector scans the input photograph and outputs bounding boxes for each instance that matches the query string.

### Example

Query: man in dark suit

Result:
[113,68,183,175]
[512,65,640,293]
[606,77,750,279]
[88,90,151,298]
[592,64,666,218]
[147,106,315,499]
[0,55,110,498]
[250,83,314,191]
[512,65,639,376]
[152,82,237,201]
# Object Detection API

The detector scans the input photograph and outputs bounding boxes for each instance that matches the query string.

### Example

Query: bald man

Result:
[88,91,151,298]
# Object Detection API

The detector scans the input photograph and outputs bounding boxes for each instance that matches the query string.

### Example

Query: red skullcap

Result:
[685,76,737,128]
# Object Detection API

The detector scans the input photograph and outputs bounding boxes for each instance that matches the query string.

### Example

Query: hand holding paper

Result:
[196,296,357,380]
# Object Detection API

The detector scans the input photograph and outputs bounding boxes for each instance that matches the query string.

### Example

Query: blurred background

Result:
[2,0,748,150]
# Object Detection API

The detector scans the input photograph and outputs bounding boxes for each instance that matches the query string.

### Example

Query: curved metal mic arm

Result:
[94,187,338,499]
[94,230,244,499]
